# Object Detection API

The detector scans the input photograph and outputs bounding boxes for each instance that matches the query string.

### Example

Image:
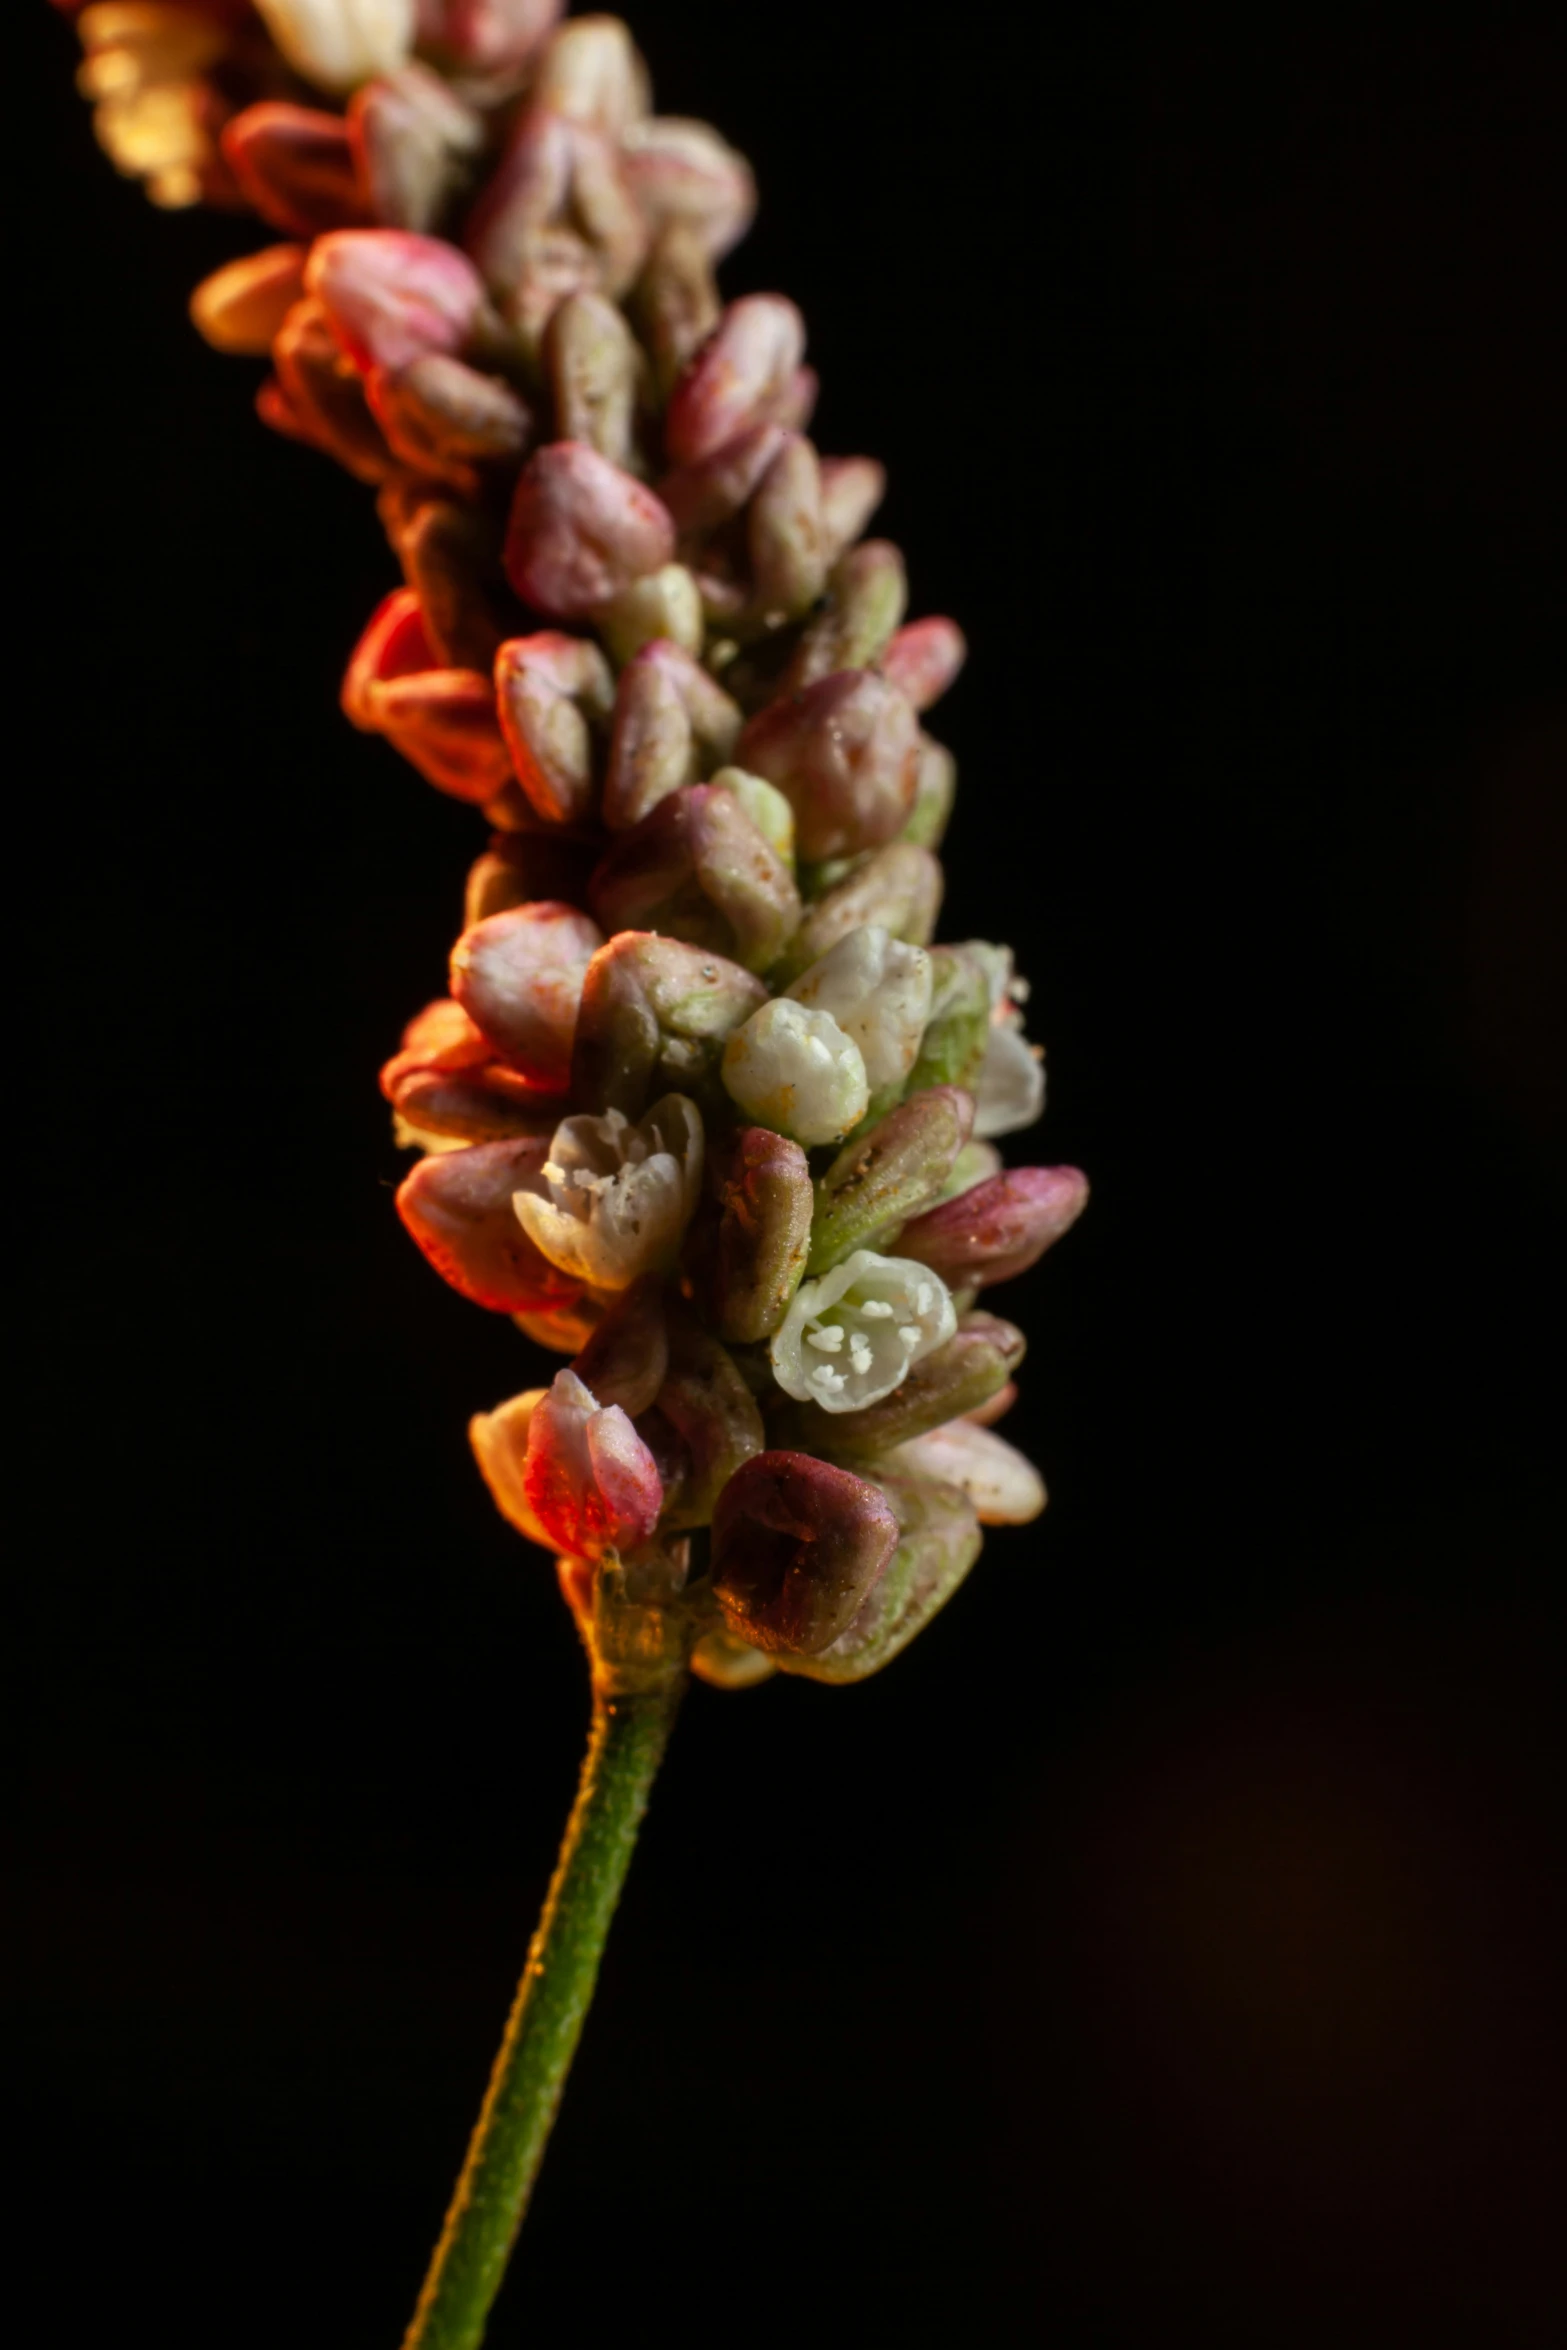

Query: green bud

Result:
[710,1126,813,1343]
[771,842,943,985]
[777,1469,982,1684]
[807,1085,974,1273]
[571,931,768,1117]
[784,538,908,690]
[900,734,956,850]
[905,945,992,1094]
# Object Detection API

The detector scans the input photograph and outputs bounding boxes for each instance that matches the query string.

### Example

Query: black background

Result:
[14,7,1567,2344]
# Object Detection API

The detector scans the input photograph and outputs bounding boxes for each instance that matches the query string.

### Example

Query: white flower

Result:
[970,943,1045,1138]
[721,997,869,1147]
[254,0,414,94]
[786,924,932,1092]
[770,1247,956,1413]
[888,1420,1046,1523]
[513,1094,703,1291]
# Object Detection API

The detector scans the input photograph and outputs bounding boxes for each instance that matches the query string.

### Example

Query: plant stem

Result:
[401,1674,685,2350]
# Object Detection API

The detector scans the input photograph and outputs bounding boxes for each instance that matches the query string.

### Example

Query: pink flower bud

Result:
[736,669,921,863]
[347,63,482,232]
[818,455,887,563]
[664,294,807,469]
[463,107,647,331]
[270,298,396,482]
[379,995,490,1098]
[705,1125,813,1344]
[619,116,756,259]
[305,228,485,373]
[365,353,532,490]
[603,640,742,830]
[522,1368,663,1560]
[589,784,801,973]
[710,1451,899,1656]
[416,0,562,76]
[894,1166,1090,1290]
[569,1276,668,1417]
[397,1134,582,1311]
[571,930,768,1116]
[747,433,827,620]
[880,617,967,713]
[493,630,615,825]
[190,243,307,355]
[450,899,603,1087]
[779,1468,981,1684]
[657,420,784,540]
[221,103,370,239]
[504,441,675,619]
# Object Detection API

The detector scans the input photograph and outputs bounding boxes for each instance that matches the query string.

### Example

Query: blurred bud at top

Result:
[255,0,414,95]
[522,1368,662,1561]
[619,116,755,259]
[348,63,483,232]
[415,0,561,77]
[222,104,369,237]
[710,1451,898,1656]
[533,12,650,137]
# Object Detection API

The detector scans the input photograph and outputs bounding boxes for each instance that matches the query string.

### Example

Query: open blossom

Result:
[770,1248,957,1414]
[972,945,1046,1139]
[515,1094,703,1290]
[721,997,869,1147]
[786,925,933,1095]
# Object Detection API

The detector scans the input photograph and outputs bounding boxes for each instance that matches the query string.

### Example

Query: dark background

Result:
[13,7,1566,2344]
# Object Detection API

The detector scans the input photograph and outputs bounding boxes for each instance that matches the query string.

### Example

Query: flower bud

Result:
[347,62,482,232]
[664,294,806,469]
[568,1274,667,1417]
[416,0,562,78]
[190,243,308,355]
[590,784,801,973]
[493,630,614,825]
[505,441,676,619]
[305,227,486,373]
[620,116,755,260]
[747,433,827,621]
[596,564,704,666]
[786,924,932,1094]
[469,1386,554,1547]
[602,640,742,829]
[736,669,920,863]
[630,223,721,400]
[887,1420,1045,1525]
[689,1628,777,1689]
[777,1467,981,1684]
[786,539,906,691]
[533,13,649,138]
[778,841,944,983]
[800,1310,1025,1458]
[901,732,956,850]
[770,1247,956,1413]
[817,455,887,562]
[450,899,603,1087]
[974,1020,1045,1138]
[644,1315,765,1529]
[657,420,784,541]
[270,298,396,481]
[904,944,992,1093]
[939,1137,1003,1201]
[807,1084,973,1273]
[397,1133,582,1310]
[710,1451,899,1656]
[464,831,599,928]
[707,1125,812,1344]
[895,1165,1088,1289]
[254,0,414,94]
[571,931,767,1116]
[464,107,647,334]
[710,767,794,866]
[387,495,506,671]
[380,995,491,1095]
[542,289,641,466]
[221,103,370,238]
[515,1296,601,1355]
[366,353,532,489]
[516,1092,703,1289]
[367,669,516,801]
[390,1065,555,1145]
[881,616,966,713]
[722,997,868,1147]
[521,1368,662,1560]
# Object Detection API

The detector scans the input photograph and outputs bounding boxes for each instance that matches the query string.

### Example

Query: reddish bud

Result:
[221,104,369,239]
[397,1134,581,1312]
[736,669,920,863]
[305,228,486,374]
[523,1368,663,1560]
[542,289,640,466]
[620,116,756,259]
[190,243,307,355]
[271,298,395,482]
[368,670,514,801]
[464,106,647,334]
[708,1125,813,1344]
[571,930,768,1117]
[494,630,615,825]
[570,1276,668,1418]
[342,587,434,723]
[657,420,783,541]
[348,63,482,233]
[881,617,967,713]
[504,441,675,619]
[416,0,562,76]
[664,294,806,469]
[366,352,532,492]
[450,899,603,1087]
[379,996,490,1099]
[589,784,801,973]
[603,640,742,830]
[710,1451,899,1656]
[779,1468,982,1685]
[895,1167,1090,1290]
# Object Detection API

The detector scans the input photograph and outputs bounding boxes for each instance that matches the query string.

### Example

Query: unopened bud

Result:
[391,1065,556,1144]
[690,1628,777,1689]
[664,294,806,469]
[778,1468,981,1684]
[645,1315,764,1529]
[533,13,649,137]
[887,1420,1045,1525]
[221,103,369,238]
[388,495,507,671]
[347,62,482,232]
[901,732,956,850]
[807,1084,973,1273]
[603,640,741,829]
[736,669,920,863]
[786,539,906,691]
[778,841,944,983]
[254,0,414,94]
[396,1133,582,1310]
[367,353,532,490]
[469,1386,554,1548]
[522,1367,662,1560]
[569,1274,668,1417]
[895,1166,1089,1290]
[590,784,801,973]
[803,1310,1025,1458]
[190,243,307,355]
[543,289,641,466]
[343,585,432,720]
[817,455,886,562]
[464,106,646,330]
[417,0,562,77]
[904,944,992,1093]
[630,224,720,401]
[494,630,615,825]
[596,563,704,665]
[657,419,783,540]
[306,226,486,373]
[572,930,767,1116]
[747,432,827,621]
[722,996,868,1147]
[270,297,395,481]
[515,1092,703,1289]
[940,1138,1003,1201]
[786,924,932,1094]
[505,440,675,619]
[620,115,755,259]
[367,669,516,801]
[710,1451,898,1655]
[707,1125,812,1344]
[881,616,966,713]
[450,899,603,1087]
[710,766,794,866]
[379,995,491,1094]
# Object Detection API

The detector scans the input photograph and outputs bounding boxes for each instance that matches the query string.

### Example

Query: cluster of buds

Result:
[124,0,1088,1693]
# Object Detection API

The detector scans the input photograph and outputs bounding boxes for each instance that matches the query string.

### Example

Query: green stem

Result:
[401,1674,685,2350]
